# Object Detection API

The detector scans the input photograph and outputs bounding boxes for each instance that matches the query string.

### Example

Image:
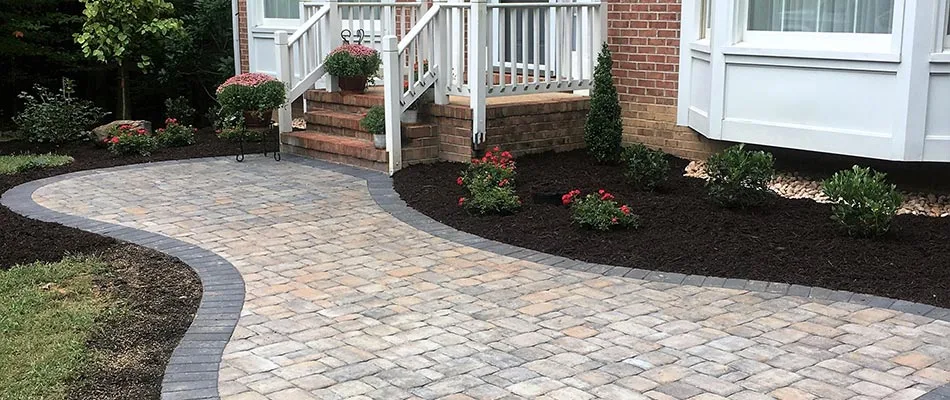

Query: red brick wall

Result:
[238,0,249,73]
[607,0,724,160]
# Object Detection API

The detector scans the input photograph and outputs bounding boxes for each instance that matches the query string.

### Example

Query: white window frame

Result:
[260,0,304,28]
[734,0,905,56]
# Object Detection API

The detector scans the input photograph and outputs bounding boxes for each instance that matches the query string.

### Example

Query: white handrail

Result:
[397,4,440,52]
[288,6,330,43]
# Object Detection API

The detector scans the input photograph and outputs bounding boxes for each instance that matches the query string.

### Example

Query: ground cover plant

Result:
[0,154,73,175]
[457,147,521,214]
[563,189,638,231]
[393,149,950,308]
[156,118,197,147]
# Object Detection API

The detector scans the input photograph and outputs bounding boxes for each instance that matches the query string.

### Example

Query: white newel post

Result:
[382,35,403,175]
[275,31,293,134]
[469,0,488,147]
[432,2,450,105]
[326,0,342,92]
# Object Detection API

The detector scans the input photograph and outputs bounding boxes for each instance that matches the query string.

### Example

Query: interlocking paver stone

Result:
[25,157,950,399]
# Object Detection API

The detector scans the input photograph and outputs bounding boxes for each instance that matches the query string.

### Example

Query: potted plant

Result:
[216,72,286,128]
[325,44,382,93]
[360,105,386,149]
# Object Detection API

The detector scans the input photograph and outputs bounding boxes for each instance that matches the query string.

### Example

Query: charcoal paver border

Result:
[3,154,950,399]
[1,158,244,400]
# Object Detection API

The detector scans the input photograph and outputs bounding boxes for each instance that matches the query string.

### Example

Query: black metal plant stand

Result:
[236,125,280,162]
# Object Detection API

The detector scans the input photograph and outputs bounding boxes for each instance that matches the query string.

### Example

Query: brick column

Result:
[238,0,250,73]
[607,0,724,160]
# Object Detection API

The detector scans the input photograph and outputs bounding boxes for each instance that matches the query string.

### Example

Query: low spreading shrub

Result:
[360,106,385,135]
[104,124,158,156]
[164,96,196,126]
[216,73,286,119]
[822,165,903,237]
[705,144,775,207]
[14,79,107,144]
[216,127,261,143]
[563,189,638,231]
[622,144,669,190]
[324,44,382,78]
[0,154,74,175]
[457,147,521,214]
[156,118,197,147]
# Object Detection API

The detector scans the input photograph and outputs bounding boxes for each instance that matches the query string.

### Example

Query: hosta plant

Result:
[705,144,775,207]
[563,189,639,231]
[822,165,903,237]
[457,147,521,214]
[104,124,158,156]
[156,118,197,147]
[622,144,669,190]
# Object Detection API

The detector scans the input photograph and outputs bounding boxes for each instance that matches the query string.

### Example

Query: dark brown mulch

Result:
[1,129,243,398]
[393,150,950,308]
[67,244,202,400]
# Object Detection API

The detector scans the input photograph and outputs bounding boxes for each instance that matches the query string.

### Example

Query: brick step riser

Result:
[304,90,384,108]
[306,101,375,115]
[282,144,388,172]
[304,113,438,139]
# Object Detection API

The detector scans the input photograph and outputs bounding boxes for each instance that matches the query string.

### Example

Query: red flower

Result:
[620,205,631,215]
[601,192,614,201]
[458,197,466,206]
[611,217,618,224]
[501,151,512,159]
[110,137,120,144]
[166,118,177,124]
[456,177,464,186]
[498,179,509,187]
[561,189,581,205]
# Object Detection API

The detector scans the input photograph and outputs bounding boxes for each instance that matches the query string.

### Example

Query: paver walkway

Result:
[29,158,950,399]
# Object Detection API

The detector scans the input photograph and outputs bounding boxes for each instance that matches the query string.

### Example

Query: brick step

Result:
[304,88,384,109]
[304,109,437,140]
[281,131,439,170]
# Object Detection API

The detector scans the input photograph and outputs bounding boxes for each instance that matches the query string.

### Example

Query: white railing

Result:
[382,4,450,175]
[277,0,605,175]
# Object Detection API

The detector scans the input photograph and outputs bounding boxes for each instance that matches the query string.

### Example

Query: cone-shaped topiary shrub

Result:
[584,43,623,163]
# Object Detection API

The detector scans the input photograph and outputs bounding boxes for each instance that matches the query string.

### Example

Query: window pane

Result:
[748,0,893,33]
[264,0,300,19]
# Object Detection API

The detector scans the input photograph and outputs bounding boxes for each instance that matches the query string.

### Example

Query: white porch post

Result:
[432,1,450,105]
[469,0,488,147]
[893,1,934,161]
[325,0,342,92]
[275,31,293,134]
[383,35,403,175]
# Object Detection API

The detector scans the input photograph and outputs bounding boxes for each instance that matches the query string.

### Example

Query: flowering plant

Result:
[457,147,521,214]
[325,44,382,78]
[104,124,158,156]
[156,118,197,147]
[564,189,638,231]
[216,72,286,119]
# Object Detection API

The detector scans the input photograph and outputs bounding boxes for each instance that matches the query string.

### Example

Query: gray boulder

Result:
[91,120,152,145]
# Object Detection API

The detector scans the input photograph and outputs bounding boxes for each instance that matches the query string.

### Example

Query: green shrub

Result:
[457,147,521,214]
[360,106,386,135]
[324,44,382,78]
[0,154,74,175]
[216,127,260,143]
[164,96,196,126]
[156,118,197,147]
[584,43,623,163]
[622,144,669,190]
[563,189,638,231]
[822,165,903,237]
[104,124,158,156]
[14,79,107,144]
[705,144,775,207]
[216,73,286,118]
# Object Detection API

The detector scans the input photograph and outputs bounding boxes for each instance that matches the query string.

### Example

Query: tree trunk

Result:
[118,62,130,120]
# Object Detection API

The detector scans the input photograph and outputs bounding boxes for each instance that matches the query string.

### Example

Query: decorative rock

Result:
[91,120,152,144]
[684,162,950,218]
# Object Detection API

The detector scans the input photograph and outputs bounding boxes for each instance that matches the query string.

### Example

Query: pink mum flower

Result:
[217,72,277,94]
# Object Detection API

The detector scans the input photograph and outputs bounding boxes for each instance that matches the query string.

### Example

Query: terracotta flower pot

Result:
[243,110,273,128]
[338,76,369,93]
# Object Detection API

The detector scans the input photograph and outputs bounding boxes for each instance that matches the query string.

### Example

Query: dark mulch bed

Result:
[68,245,201,400]
[1,128,246,398]
[393,150,950,308]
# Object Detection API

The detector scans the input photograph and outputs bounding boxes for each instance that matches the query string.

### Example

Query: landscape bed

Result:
[0,128,244,398]
[393,150,950,308]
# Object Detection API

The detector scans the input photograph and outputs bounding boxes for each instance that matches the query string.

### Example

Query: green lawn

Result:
[0,257,108,400]
[0,154,73,175]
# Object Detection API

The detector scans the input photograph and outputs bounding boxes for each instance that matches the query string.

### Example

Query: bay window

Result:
[747,0,894,34]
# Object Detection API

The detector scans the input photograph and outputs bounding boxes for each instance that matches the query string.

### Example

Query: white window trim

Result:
[734,0,905,58]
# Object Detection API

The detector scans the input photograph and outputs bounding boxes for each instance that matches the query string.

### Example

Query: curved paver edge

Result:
[1,157,245,400]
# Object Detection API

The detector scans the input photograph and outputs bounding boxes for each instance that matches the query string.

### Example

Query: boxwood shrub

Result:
[822,165,903,237]
[705,144,775,207]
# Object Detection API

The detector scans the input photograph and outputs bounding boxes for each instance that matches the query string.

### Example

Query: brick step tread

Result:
[304,109,437,138]
[305,89,384,108]
[281,131,386,163]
